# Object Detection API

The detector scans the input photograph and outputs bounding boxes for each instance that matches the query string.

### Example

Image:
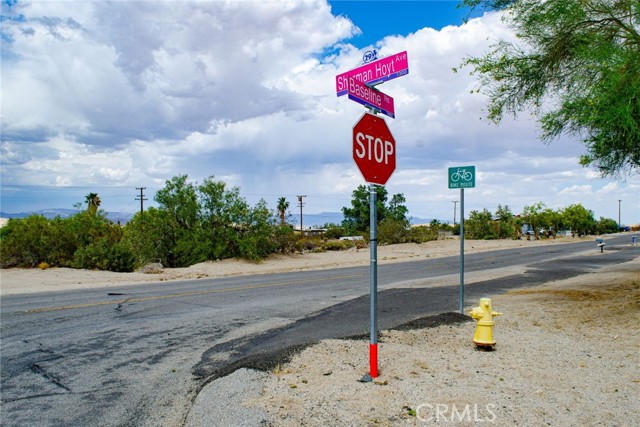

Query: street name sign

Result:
[336,51,409,97]
[347,77,395,118]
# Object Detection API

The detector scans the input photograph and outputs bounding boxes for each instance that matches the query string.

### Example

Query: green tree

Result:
[595,217,619,235]
[276,197,290,225]
[122,207,172,266]
[236,199,277,260]
[341,185,410,234]
[495,204,518,239]
[562,203,596,236]
[522,202,547,239]
[124,175,280,266]
[198,178,251,260]
[155,175,199,230]
[461,0,640,176]
[541,207,563,238]
[341,185,389,233]
[387,193,409,225]
[152,175,202,267]
[465,209,497,239]
[85,193,101,215]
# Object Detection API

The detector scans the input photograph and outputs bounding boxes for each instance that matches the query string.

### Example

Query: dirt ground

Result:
[243,260,639,426]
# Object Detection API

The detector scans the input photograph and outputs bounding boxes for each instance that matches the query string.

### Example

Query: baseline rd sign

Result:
[347,77,395,118]
[353,112,396,186]
[336,51,409,96]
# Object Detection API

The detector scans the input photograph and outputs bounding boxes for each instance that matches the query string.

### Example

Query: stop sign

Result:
[353,112,396,185]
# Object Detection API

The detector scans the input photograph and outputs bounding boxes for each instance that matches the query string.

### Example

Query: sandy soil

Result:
[242,260,639,427]
[0,237,591,296]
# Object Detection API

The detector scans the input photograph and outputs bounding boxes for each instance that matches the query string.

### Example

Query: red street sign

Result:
[353,112,396,186]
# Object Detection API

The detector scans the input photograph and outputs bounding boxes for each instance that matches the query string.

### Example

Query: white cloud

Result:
[1,2,638,225]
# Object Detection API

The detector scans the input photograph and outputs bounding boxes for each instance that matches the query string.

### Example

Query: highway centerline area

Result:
[23,273,365,314]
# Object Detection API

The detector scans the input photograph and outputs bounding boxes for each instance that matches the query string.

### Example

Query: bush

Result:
[74,240,136,272]
[322,240,355,251]
[354,239,368,249]
[299,237,323,252]
[105,243,136,272]
[407,226,438,243]
[595,217,619,235]
[0,215,52,267]
[271,225,300,254]
[323,223,347,239]
[465,209,498,240]
[378,219,410,245]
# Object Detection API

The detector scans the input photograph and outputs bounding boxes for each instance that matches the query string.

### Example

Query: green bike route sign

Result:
[448,166,475,189]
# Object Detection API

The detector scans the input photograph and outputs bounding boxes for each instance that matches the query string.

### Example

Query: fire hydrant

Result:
[469,298,502,349]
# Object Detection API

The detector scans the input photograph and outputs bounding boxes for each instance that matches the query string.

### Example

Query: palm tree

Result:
[85,193,101,215]
[276,197,289,224]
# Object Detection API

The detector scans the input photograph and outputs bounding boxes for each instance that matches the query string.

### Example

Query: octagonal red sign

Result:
[353,112,396,185]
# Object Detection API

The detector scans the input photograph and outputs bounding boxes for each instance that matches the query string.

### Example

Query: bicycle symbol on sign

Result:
[450,168,473,182]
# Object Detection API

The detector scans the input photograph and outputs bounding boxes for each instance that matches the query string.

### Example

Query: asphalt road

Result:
[1,235,637,426]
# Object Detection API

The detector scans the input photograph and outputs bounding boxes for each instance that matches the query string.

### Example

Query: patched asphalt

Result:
[193,244,639,385]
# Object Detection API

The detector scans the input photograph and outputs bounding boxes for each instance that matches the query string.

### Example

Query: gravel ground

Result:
[186,259,639,427]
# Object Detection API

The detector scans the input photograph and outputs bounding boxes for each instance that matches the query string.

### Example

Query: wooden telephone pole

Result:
[297,195,307,235]
[135,187,147,214]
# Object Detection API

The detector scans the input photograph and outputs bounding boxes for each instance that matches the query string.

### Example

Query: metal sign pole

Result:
[459,188,465,314]
[369,183,378,378]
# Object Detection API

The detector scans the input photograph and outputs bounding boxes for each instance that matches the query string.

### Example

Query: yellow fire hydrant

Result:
[469,298,502,349]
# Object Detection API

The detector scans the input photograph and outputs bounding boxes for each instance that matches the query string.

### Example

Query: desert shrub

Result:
[595,217,619,235]
[271,225,300,254]
[121,208,172,266]
[0,215,52,267]
[105,242,136,272]
[407,226,438,243]
[323,223,347,239]
[299,237,323,252]
[74,240,135,272]
[465,209,498,240]
[44,217,79,266]
[322,240,354,251]
[378,219,410,245]
[354,239,368,249]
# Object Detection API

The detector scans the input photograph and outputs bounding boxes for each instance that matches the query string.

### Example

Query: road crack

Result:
[29,363,71,392]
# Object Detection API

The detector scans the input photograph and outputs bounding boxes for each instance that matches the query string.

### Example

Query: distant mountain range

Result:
[0,209,442,227]
[293,212,442,227]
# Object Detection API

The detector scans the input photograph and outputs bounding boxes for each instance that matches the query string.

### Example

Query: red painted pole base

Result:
[369,343,378,378]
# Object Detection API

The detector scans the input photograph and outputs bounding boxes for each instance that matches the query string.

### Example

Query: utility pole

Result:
[618,199,622,231]
[452,200,458,226]
[136,187,147,214]
[297,195,307,236]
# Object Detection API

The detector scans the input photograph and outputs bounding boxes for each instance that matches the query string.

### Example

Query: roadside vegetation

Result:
[0,175,627,272]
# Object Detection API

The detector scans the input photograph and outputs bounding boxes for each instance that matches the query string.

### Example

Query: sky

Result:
[1,0,638,226]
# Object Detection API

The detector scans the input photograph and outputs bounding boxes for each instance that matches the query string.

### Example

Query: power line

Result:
[0,184,146,189]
